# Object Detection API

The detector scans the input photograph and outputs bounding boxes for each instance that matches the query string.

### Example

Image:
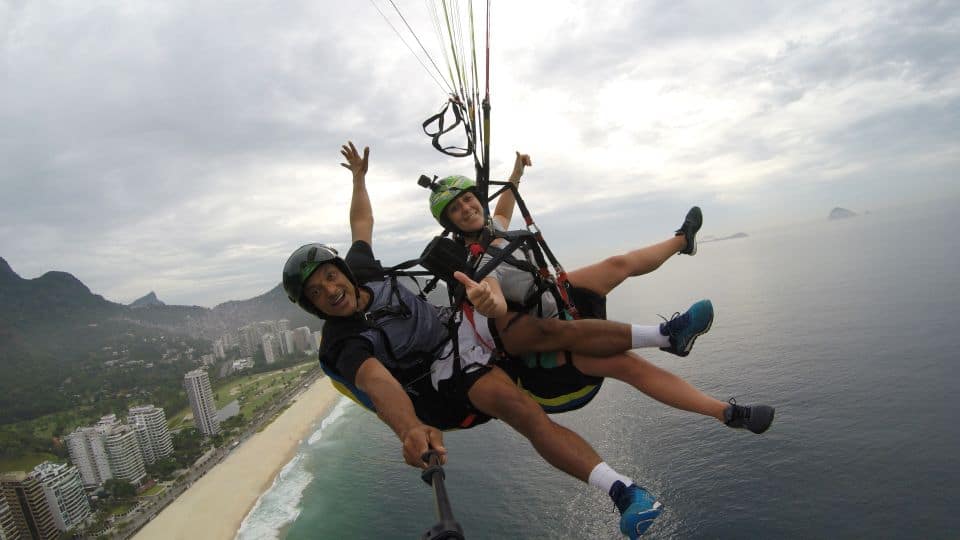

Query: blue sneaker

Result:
[611,481,663,538]
[724,398,775,434]
[659,299,714,357]
[676,206,702,255]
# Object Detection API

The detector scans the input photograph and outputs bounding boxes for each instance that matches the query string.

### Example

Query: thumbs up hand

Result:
[453,272,507,319]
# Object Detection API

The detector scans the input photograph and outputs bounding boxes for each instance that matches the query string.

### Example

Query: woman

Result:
[424,153,773,433]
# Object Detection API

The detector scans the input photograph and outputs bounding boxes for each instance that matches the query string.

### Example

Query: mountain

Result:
[130,291,165,309]
[0,258,125,331]
[0,257,318,423]
[829,207,858,220]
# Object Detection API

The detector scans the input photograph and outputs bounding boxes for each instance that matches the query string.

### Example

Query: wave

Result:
[307,396,352,445]
[235,396,353,539]
[235,454,311,540]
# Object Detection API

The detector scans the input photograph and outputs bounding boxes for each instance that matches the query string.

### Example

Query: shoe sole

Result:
[749,406,776,434]
[680,207,702,256]
[620,501,663,538]
[680,303,714,356]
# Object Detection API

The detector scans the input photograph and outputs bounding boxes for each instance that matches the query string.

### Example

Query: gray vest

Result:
[325,278,449,374]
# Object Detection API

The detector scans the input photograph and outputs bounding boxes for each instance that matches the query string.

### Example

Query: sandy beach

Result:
[135,376,341,540]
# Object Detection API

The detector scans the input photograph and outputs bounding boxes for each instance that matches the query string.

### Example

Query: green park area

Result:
[1,361,319,473]
[168,361,318,431]
[0,452,61,474]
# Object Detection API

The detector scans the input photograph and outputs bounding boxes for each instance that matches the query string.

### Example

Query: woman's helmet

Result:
[282,243,357,319]
[428,175,477,231]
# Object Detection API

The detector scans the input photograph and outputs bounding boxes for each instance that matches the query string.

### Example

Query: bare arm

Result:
[355,356,447,468]
[340,141,373,245]
[492,151,531,229]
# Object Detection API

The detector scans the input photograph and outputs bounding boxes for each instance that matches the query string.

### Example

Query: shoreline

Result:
[134,376,342,540]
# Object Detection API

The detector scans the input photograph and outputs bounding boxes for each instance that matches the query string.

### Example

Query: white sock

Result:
[588,462,634,495]
[631,324,669,348]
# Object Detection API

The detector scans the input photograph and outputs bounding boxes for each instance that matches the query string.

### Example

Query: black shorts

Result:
[411,364,498,431]
[499,286,607,413]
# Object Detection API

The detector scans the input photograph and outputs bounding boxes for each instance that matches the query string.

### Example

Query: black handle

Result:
[420,451,465,540]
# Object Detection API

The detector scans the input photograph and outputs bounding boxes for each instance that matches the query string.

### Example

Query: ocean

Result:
[237,198,960,539]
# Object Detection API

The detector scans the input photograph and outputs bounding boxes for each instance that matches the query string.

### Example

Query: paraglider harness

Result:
[416,173,583,341]
[318,267,490,428]
[347,172,583,404]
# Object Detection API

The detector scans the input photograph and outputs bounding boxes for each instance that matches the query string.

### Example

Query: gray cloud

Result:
[2,1,957,306]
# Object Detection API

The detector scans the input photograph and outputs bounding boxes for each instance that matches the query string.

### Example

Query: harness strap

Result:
[460,303,496,351]
[422,99,474,158]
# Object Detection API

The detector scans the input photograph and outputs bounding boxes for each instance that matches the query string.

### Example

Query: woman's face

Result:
[444,191,485,232]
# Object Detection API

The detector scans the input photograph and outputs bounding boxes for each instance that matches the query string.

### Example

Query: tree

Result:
[103,478,136,500]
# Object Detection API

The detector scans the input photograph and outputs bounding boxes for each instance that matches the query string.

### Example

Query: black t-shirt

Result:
[319,240,448,386]
[320,241,383,384]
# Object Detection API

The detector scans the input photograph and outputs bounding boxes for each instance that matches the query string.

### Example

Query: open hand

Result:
[340,141,369,178]
[453,271,507,318]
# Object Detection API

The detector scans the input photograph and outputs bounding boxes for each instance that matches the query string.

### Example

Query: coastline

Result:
[134,376,341,540]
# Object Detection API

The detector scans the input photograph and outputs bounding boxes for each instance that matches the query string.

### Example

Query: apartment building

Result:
[0,471,59,540]
[64,427,113,488]
[184,369,220,436]
[34,462,91,532]
[129,405,174,465]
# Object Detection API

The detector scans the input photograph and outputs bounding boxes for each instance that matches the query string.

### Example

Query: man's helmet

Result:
[428,175,477,230]
[282,243,357,319]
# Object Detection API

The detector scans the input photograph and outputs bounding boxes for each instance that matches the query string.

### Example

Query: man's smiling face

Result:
[303,262,358,318]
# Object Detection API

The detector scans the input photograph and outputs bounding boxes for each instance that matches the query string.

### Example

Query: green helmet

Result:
[429,175,477,229]
[282,243,357,319]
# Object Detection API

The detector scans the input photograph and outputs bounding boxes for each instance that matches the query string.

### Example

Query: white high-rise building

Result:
[256,320,278,337]
[184,369,220,436]
[96,414,120,430]
[33,462,91,532]
[0,498,17,540]
[64,427,112,487]
[293,326,314,354]
[279,330,295,356]
[278,319,290,332]
[101,426,146,485]
[1,471,59,540]
[129,405,174,465]
[312,331,323,351]
[262,334,276,364]
[220,332,236,350]
[238,325,259,357]
[212,339,226,360]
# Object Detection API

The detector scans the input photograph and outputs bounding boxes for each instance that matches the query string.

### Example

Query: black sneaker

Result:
[723,398,775,434]
[675,206,702,255]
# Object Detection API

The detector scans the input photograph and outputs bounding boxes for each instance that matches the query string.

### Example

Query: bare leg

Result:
[566,236,685,297]
[495,313,633,357]
[573,351,728,422]
[468,366,601,481]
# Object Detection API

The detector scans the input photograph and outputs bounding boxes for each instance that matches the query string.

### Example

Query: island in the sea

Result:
[829,207,858,220]
[699,232,748,244]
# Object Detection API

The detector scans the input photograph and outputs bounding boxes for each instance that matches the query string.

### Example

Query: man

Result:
[283,142,772,538]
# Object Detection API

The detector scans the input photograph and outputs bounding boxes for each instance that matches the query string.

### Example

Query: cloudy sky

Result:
[1,1,957,307]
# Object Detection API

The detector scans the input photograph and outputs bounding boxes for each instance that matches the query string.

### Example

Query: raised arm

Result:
[355,356,447,468]
[491,151,532,229]
[340,141,373,245]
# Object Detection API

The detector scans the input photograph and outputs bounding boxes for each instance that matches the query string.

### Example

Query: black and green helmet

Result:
[282,243,357,319]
